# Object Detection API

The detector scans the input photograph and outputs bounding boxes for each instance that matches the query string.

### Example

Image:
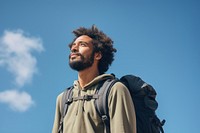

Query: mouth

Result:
[69,53,81,59]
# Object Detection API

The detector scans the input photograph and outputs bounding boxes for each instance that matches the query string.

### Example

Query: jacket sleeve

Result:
[52,93,63,133]
[108,82,136,133]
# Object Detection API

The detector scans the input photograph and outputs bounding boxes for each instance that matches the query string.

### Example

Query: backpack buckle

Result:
[66,98,73,104]
[102,115,108,121]
[83,95,93,101]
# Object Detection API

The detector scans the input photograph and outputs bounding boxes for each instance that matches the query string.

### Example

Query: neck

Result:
[78,66,100,88]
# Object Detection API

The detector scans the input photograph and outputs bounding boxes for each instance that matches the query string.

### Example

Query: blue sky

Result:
[0,0,199,133]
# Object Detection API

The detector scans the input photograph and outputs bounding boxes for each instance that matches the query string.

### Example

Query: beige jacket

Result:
[52,74,136,133]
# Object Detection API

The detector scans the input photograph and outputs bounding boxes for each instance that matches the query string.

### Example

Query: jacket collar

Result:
[73,74,114,90]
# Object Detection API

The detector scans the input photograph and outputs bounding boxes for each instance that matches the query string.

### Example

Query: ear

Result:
[94,52,102,61]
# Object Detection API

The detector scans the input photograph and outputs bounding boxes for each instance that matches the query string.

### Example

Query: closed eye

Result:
[79,42,88,47]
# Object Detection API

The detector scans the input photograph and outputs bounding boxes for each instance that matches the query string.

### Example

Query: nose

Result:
[70,43,78,53]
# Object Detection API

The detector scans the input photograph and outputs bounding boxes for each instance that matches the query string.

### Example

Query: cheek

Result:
[79,48,92,56]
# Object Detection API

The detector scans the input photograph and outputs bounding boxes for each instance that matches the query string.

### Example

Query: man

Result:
[52,25,136,133]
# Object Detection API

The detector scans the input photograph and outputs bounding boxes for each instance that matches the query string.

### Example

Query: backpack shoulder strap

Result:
[95,78,119,133]
[58,86,73,133]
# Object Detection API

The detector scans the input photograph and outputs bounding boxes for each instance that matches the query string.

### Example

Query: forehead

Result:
[74,35,93,43]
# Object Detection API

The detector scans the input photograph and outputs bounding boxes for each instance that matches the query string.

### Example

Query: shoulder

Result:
[55,92,64,111]
[108,81,134,112]
[109,81,131,98]
[111,81,129,92]
[57,92,64,101]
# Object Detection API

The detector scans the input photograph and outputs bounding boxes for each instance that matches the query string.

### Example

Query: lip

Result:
[70,53,80,59]
[70,53,77,57]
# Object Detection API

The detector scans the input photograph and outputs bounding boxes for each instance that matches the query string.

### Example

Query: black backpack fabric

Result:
[58,74,165,133]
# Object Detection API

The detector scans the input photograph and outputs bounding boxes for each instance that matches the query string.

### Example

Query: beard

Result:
[69,52,95,71]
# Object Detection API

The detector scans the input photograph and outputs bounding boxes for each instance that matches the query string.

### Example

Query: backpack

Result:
[58,74,165,133]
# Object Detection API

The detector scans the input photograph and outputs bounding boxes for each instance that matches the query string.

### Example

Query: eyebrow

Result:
[79,41,89,44]
[69,39,93,48]
[72,41,90,45]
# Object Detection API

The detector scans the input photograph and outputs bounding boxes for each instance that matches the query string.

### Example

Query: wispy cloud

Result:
[0,29,44,87]
[0,29,44,112]
[0,90,35,112]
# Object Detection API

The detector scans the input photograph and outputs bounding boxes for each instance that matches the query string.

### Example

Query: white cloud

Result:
[0,29,44,87]
[0,29,44,112]
[0,90,35,112]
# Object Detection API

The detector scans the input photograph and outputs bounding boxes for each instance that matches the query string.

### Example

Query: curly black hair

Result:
[69,25,117,74]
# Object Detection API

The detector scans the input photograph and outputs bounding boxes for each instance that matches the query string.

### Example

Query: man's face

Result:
[69,35,95,71]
